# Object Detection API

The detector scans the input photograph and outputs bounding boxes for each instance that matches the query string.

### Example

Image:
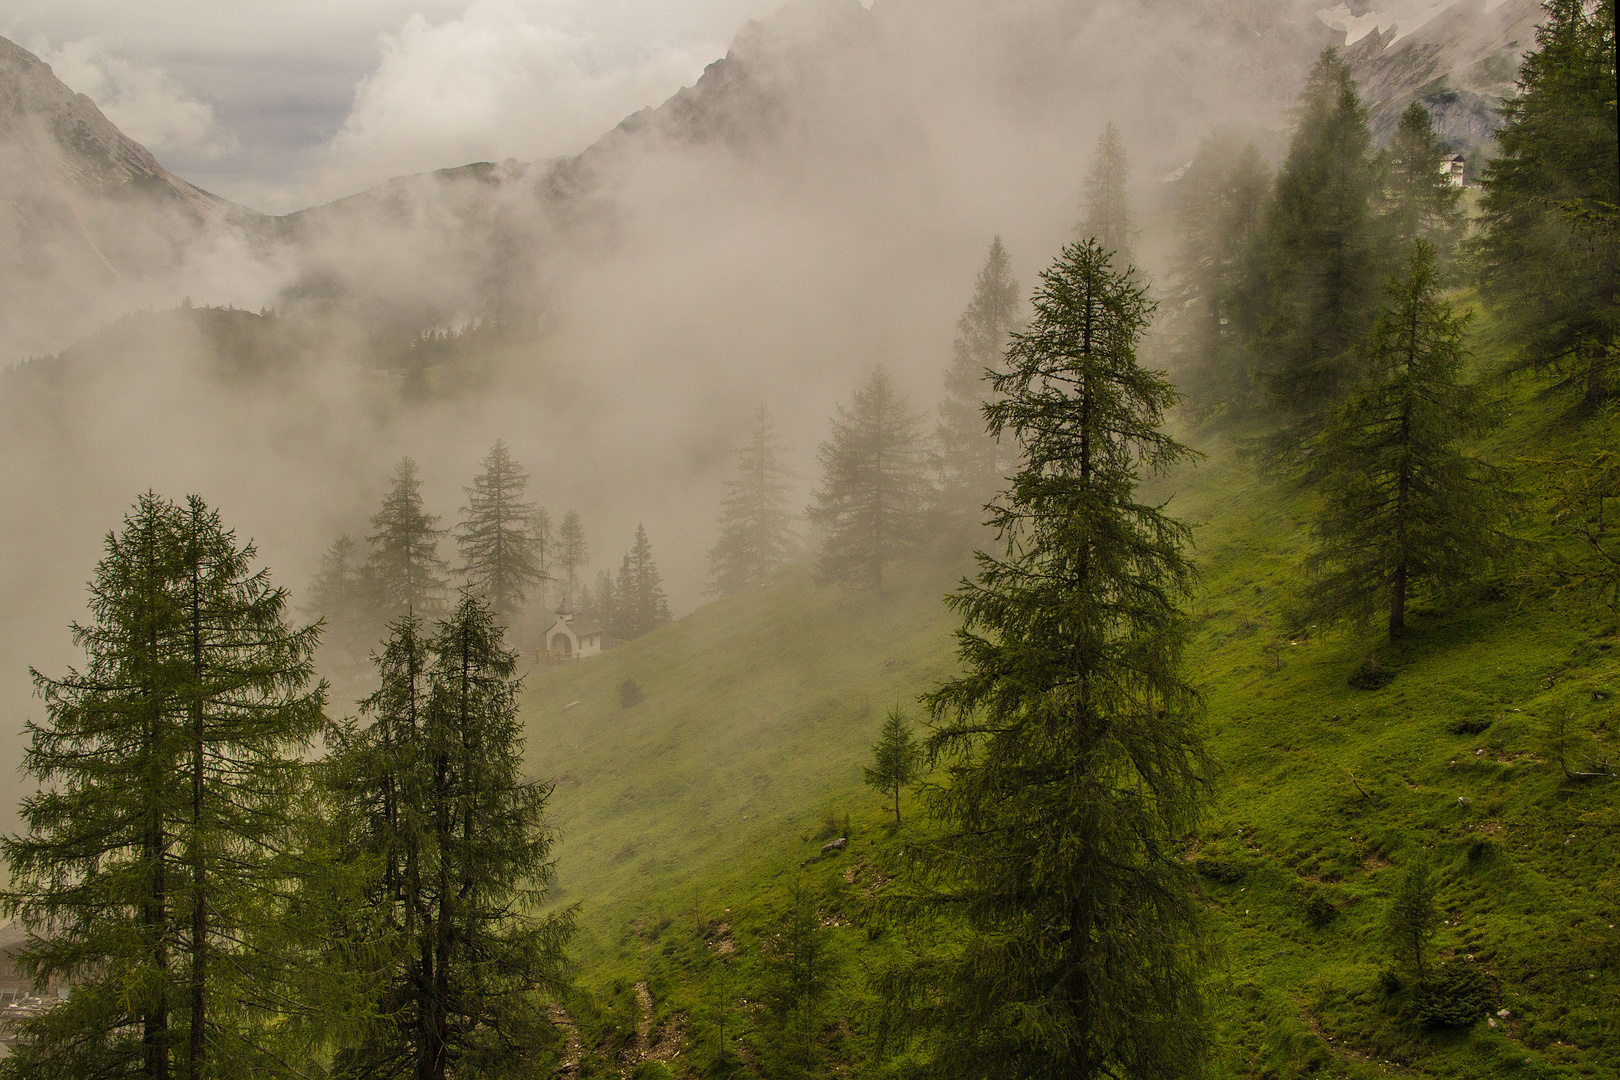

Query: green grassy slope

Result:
[519,384,1618,1078]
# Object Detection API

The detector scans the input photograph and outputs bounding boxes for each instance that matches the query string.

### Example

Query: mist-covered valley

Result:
[0,0,1614,1074]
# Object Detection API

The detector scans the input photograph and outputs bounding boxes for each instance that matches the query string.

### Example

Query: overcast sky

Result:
[2,0,791,212]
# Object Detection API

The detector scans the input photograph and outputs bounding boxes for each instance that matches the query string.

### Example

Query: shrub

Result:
[1413,962,1494,1028]
[1348,656,1397,689]
[1447,716,1493,735]
[620,677,645,708]
[1195,853,1249,884]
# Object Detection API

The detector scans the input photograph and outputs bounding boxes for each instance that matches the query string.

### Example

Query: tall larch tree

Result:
[324,594,574,1079]
[1077,122,1135,266]
[809,366,931,593]
[881,239,1211,1078]
[1478,0,1618,403]
[1308,240,1505,638]
[2,494,327,1080]
[707,405,795,597]
[305,533,373,683]
[936,237,1021,522]
[1169,132,1272,425]
[614,524,672,640]
[556,510,588,606]
[369,457,451,618]
[1383,102,1467,267]
[1255,48,1384,423]
[457,440,546,620]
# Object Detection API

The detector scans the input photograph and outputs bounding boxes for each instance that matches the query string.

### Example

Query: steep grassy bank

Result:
[519,371,1618,1078]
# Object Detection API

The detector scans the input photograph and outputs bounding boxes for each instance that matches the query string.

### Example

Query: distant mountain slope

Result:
[0,35,262,358]
[1342,0,1544,168]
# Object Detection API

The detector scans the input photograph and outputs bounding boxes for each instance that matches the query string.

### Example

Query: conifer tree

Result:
[808,367,931,593]
[556,510,588,605]
[1077,122,1135,265]
[2,493,327,1080]
[936,237,1021,521]
[707,405,794,596]
[532,505,554,610]
[863,707,919,824]
[1478,0,1618,403]
[1384,102,1466,265]
[613,524,671,640]
[457,440,546,619]
[1307,241,1504,638]
[578,568,617,634]
[1169,133,1272,425]
[1255,48,1384,420]
[324,593,574,1079]
[306,534,374,682]
[882,240,1210,1078]
[368,457,450,617]
[1384,861,1439,984]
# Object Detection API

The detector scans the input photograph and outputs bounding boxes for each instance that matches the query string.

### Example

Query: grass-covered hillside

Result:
[519,368,1618,1078]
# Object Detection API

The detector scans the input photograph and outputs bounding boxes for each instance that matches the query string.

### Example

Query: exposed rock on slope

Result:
[1343,0,1544,163]
[0,35,261,357]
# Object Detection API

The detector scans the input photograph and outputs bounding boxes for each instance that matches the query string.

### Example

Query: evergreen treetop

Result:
[1478,0,1618,402]
[882,239,1210,1078]
[809,366,931,593]
[2,493,327,1080]
[936,237,1021,522]
[707,405,795,597]
[614,524,672,640]
[1256,47,1384,418]
[1306,240,1505,638]
[1077,122,1135,266]
[457,439,546,618]
[557,510,589,606]
[1383,102,1466,265]
[368,457,451,617]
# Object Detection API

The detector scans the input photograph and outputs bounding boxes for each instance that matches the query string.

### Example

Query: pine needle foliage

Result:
[1383,102,1466,267]
[1307,241,1505,639]
[1478,0,1619,403]
[863,707,919,824]
[1077,122,1135,266]
[323,593,575,1080]
[457,440,546,619]
[614,524,672,640]
[1255,48,1384,420]
[885,240,1212,1079]
[556,511,588,606]
[2,493,327,1080]
[936,237,1021,524]
[368,458,451,618]
[1168,133,1272,426]
[809,367,931,593]
[707,405,795,597]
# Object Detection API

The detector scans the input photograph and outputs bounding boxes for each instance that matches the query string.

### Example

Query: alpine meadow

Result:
[0,0,1615,1078]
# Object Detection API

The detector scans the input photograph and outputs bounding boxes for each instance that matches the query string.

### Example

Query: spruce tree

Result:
[306,534,374,683]
[1307,241,1504,638]
[808,367,931,593]
[556,510,588,606]
[707,405,794,596]
[1255,48,1384,420]
[614,524,671,640]
[1384,861,1439,984]
[457,440,546,619]
[368,457,450,617]
[936,237,1021,522]
[324,593,574,1079]
[1384,102,1466,266]
[1077,122,1135,265]
[883,239,1210,1078]
[1169,133,1272,425]
[2,493,327,1080]
[578,568,617,635]
[1478,0,1618,403]
[863,707,919,824]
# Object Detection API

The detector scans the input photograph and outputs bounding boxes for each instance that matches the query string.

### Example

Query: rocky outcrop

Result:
[1343,0,1545,159]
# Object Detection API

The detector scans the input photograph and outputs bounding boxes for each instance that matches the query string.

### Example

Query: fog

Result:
[0,0,1353,825]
